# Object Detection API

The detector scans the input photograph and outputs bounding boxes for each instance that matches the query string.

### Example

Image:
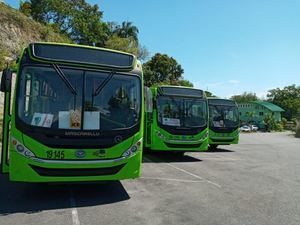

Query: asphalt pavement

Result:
[0,132,299,225]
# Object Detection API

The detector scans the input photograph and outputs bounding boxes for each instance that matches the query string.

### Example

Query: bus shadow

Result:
[0,174,129,215]
[143,152,202,163]
[207,148,235,153]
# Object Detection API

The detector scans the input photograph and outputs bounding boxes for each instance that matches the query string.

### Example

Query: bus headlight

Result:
[122,138,142,157]
[11,137,36,159]
[200,131,209,141]
[155,131,165,140]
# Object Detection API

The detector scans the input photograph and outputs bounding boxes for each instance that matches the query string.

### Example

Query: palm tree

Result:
[113,21,139,42]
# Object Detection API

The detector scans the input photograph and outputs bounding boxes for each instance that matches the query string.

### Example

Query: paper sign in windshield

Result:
[70,109,81,129]
[213,120,224,127]
[59,111,81,129]
[162,118,180,126]
[31,113,53,128]
[84,112,100,130]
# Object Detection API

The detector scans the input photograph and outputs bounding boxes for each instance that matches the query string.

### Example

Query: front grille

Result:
[30,163,126,177]
[164,142,202,149]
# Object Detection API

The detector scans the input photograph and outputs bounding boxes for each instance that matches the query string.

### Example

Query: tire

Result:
[175,151,185,156]
[209,144,218,150]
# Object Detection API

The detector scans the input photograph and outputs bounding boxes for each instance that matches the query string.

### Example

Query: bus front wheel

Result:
[175,151,185,157]
[209,144,218,150]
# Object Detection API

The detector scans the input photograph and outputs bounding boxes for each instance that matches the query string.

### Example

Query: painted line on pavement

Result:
[144,156,222,188]
[69,186,80,225]
[140,176,204,183]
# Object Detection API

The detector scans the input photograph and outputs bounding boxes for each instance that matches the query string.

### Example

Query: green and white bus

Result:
[208,98,239,149]
[144,86,208,154]
[0,42,144,182]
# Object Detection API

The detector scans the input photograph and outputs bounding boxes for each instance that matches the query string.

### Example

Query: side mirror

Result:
[0,68,12,92]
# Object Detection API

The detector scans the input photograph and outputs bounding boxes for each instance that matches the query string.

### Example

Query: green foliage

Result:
[176,80,193,87]
[0,3,71,70]
[105,35,139,56]
[263,114,276,132]
[246,111,256,123]
[0,45,9,70]
[263,114,283,132]
[275,122,283,132]
[19,1,149,59]
[136,44,150,62]
[281,117,287,127]
[143,53,185,87]
[20,0,109,45]
[19,1,31,16]
[267,84,300,120]
[71,3,109,46]
[291,118,297,126]
[230,92,258,103]
[109,21,139,42]
[205,91,216,97]
[107,22,149,60]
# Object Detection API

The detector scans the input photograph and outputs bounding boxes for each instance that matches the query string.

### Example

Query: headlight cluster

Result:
[155,130,165,140]
[11,137,36,158]
[202,131,209,139]
[122,138,143,157]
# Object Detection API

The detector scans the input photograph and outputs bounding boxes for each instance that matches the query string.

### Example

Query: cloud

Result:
[193,79,241,98]
[206,79,240,87]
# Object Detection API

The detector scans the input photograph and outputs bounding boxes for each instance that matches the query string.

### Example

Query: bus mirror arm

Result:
[0,68,12,93]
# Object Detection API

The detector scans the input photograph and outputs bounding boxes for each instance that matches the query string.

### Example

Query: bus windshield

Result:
[157,96,207,128]
[209,105,238,128]
[17,66,141,131]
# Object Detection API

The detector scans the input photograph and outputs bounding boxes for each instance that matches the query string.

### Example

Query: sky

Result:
[5,0,300,98]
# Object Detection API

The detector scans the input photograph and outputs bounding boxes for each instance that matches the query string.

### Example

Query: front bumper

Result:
[9,151,142,182]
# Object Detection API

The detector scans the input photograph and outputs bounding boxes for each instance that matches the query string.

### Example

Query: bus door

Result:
[0,69,13,173]
[144,87,153,147]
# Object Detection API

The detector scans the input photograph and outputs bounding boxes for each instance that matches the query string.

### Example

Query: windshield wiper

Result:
[92,71,115,97]
[53,64,77,95]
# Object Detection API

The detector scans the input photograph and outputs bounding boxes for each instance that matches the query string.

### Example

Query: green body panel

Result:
[208,129,239,145]
[1,91,11,173]
[144,86,208,152]
[1,43,144,182]
[207,97,239,146]
[9,126,143,182]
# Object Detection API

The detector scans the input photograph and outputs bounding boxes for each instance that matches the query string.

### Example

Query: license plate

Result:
[46,150,65,159]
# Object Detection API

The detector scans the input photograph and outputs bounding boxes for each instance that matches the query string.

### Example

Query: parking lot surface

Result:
[0,132,300,225]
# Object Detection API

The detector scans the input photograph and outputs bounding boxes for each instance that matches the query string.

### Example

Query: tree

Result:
[143,53,185,86]
[20,0,109,45]
[70,2,109,46]
[106,21,148,60]
[105,35,138,56]
[264,114,276,132]
[267,84,300,120]
[19,1,31,16]
[246,111,256,124]
[110,21,139,42]
[230,92,258,103]
[205,91,216,97]
[177,80,193,87]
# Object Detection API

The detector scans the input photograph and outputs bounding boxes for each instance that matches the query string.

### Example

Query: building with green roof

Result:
[237,101,285,129]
